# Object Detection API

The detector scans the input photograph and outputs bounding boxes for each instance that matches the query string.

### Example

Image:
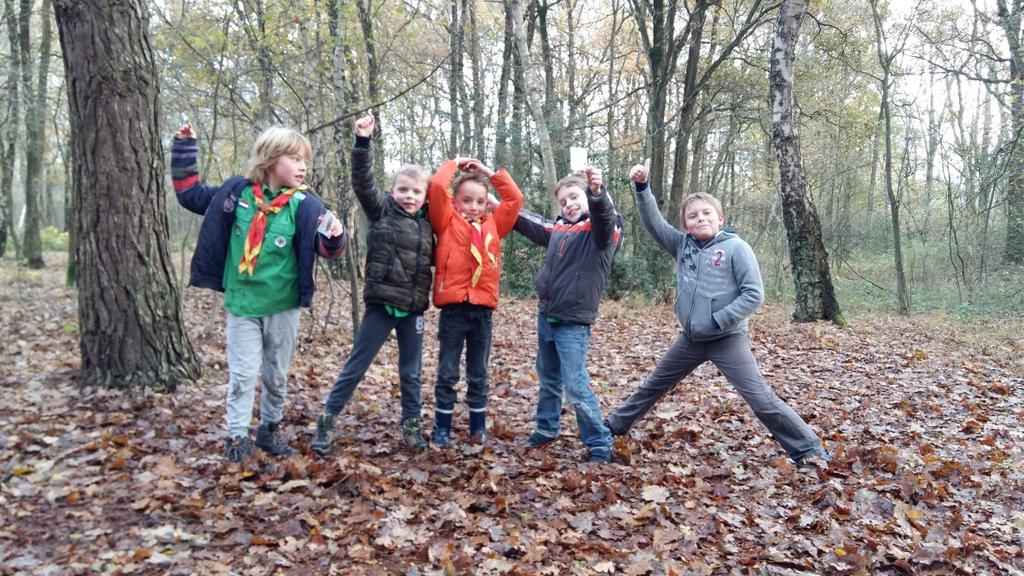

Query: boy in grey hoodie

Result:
[605,160,829,473]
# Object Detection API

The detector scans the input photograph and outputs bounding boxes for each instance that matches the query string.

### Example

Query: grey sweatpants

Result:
[606,331,824,461]
[224,309,301,438]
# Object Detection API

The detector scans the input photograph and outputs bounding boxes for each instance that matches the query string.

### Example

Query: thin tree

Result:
[995,0,1024,263]
[870,0,911,314]
[508,0,558,205]
[53,0,199,389]
[0,0,20,258]
[770,0,843,324]
[19,0,45,268]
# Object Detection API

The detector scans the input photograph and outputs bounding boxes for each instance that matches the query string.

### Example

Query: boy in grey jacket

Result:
[605,160,829,473]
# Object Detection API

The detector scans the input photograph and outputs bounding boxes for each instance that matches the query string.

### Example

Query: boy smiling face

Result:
[391,173,427,215]
[556,184,589,223]
[454,180,488,221]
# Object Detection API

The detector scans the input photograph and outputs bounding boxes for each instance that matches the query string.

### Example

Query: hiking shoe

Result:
[525,431,556,448]
[255,421,295,457]
[432,425,451,448]
[402,418,427,451]
[310,411,336,457]
[224,435,253,463]
[796,452,831,475]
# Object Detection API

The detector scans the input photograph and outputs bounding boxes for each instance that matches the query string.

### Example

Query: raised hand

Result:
[628,158,651,183]
[457,157,495,178]
[354,113,375,138]
[175,122,196,139]
[585,165,603,193]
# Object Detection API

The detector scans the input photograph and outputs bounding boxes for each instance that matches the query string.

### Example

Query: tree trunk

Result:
[356,0,385,184]
[494,1,515,168]
[535,0,566,175]
[870,0,910,314]
[328,0,361,333]
[235,0,274,132]
[628,0,682,202]
[770,0,843,324]
[669,1,706,215]
[18,0,40,267]
[0,0,20,258]
[866,103,882,216]
[468,0,486,160]
[448,0,463,155]
[508,0,558,205]
[22,0,51,269]
[53,0,199,390]
[997,0,1024,263]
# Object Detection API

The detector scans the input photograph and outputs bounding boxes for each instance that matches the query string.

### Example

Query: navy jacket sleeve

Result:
[513,208,553,247]
[171,136,227,215]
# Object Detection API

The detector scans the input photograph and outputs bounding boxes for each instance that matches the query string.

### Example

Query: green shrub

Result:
[41,226,69,252]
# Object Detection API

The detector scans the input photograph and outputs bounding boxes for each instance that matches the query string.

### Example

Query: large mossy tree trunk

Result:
[771,0,844,324]
[53,0,199,390]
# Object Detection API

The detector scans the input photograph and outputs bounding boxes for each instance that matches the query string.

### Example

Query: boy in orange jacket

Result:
[428,157,524,445]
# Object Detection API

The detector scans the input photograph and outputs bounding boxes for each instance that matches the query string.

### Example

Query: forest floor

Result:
[1,254,1023,575]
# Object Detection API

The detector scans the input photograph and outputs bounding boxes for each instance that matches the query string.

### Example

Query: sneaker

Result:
[224,435,253,463]
[432,426,451,448]
[796,451,831,475]
[401,418,427,451]
[255,421,296,457]
[526,431,556,448]
[588,451,612,463]
[310,411,336,456]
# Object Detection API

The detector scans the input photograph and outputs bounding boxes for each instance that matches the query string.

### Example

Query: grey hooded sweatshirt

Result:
[634,182,764,341]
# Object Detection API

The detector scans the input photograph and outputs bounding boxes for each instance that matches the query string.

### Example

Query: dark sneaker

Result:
[526,431,556,448]
[224,435,253,463]
[796,451,831,475]
[310,412,336,456]
[255,421,295,456]
[588,451,612,463]
[432,425,451,448]
[402,418,427,451]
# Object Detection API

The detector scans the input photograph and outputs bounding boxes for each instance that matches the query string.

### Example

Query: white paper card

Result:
[570,147,588,172]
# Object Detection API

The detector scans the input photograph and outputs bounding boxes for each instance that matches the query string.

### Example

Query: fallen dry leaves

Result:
[1,255,1022,575]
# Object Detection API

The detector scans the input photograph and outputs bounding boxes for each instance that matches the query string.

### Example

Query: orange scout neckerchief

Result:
[468,220,496,287]
[238,182,299,276]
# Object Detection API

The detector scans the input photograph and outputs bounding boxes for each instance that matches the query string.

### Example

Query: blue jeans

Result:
[434,303,493,413]
[323,303,424,421]
[533,314,611,459]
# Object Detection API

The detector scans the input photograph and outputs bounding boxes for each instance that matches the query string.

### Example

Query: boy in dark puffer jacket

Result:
[311,113,435,454]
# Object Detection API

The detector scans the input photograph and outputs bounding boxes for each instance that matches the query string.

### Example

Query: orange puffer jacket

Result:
[428,160,524,309]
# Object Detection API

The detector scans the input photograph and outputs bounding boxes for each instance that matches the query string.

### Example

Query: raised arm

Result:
[628,160,680,258]
[490,169,525,237]
[351,114,387,221]
[171,123,223,214]
[582,166,621,251]
[427,159,458,234]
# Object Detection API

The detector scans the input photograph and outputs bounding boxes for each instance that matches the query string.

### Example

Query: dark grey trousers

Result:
[606,332,825,461]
